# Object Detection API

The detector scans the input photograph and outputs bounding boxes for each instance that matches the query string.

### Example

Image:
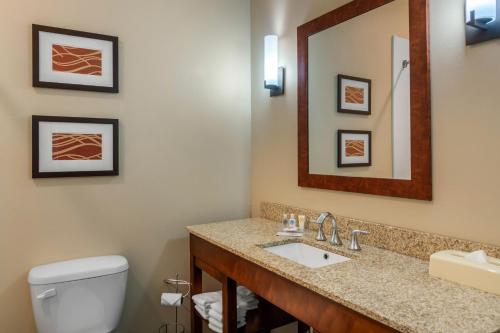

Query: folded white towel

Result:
[192,299,209,309]
[209,318,223,330]
[195,304,209,320]
[210,299,258,315]
[248,302,259,310]
[239,298,259,310]
[208,309,245,322]
[208,318,246,332]
[208,323,223,333]
[195,303,209,315]
[192,291,221,307]
[192,291,257,310]
[238,294,257,303]
[237,285,254,297]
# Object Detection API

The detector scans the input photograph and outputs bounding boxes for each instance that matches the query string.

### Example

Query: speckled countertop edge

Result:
[187,218,500,333]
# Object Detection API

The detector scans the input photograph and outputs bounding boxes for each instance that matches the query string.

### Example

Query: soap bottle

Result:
[298,215,306,231]
[288,214,297,230]
[281,214,289,231]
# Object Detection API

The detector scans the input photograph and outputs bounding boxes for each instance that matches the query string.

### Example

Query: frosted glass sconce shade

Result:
[264,35,284,97]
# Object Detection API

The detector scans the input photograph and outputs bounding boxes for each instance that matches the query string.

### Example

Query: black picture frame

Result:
[337,74,372,115]
[32,115,119,178]
[337,130,372,168]
[32,24,119,93]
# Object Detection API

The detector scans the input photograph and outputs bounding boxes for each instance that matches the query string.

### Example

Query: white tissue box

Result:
[429,250,500,295]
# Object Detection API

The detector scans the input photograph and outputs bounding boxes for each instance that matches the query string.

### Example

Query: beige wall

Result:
[251,0,500,246]
[0,0,250,332]
[309,0,409,178]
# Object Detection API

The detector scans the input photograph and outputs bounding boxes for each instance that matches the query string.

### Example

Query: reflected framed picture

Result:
[337,74,371,115]
[337,130,371,168]
[32,116,119,178]
[32,24,118,93]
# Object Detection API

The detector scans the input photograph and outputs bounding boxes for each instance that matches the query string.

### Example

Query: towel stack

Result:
[192,286,258,333]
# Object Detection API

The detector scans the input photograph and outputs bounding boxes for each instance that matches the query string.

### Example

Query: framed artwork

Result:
[465,0,500,46]
[32,24,119,93]
[337,74,371,115]
[337,130,371,168]
[32,115,119,178]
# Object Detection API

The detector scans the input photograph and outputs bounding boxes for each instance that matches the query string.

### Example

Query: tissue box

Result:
[429,250,500,295]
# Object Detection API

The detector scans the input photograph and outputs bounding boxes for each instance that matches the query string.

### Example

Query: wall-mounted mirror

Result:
[298,0,432,200]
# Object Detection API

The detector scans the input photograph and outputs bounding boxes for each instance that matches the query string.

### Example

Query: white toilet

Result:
[29,255,128,333]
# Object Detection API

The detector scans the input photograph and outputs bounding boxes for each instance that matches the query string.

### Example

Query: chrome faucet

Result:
[314,212,342,246]
[330,215,343,246]
[314,212,329,241]
[348,230,369,251]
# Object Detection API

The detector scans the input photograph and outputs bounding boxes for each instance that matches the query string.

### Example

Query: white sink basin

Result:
[264,242,350,268]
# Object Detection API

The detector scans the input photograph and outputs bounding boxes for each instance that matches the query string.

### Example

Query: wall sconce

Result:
[264,35,285,97]
[466,0,497,30]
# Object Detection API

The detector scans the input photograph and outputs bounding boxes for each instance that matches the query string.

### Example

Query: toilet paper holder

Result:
[159,274,191,333]
[162,276,191,305]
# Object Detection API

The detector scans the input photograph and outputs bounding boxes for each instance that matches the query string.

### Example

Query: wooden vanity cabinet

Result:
[190,234,399,333]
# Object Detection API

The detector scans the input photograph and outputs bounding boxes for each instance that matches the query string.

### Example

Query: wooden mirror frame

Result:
[297,0,432,200]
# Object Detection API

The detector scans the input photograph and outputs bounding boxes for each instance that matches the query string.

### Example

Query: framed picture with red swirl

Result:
[32,116,119,178]
[32,24,118,93]
[337,130,371,168]
[337,74,371,115]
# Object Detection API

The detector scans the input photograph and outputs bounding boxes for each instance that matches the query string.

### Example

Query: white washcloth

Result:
[195,304,209,320]
[192,291,221,308]
[208,309,246,322]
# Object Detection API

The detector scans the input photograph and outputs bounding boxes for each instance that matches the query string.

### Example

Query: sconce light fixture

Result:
[466,0,497,30]
[264,35,284,97]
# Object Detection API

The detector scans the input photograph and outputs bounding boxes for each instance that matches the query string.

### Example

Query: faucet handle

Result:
[348,230,369,251]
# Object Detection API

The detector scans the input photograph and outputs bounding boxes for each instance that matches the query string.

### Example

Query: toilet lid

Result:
[29,255,128,285]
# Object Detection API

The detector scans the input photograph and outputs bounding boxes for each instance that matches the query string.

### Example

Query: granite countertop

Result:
[187,218,500,333]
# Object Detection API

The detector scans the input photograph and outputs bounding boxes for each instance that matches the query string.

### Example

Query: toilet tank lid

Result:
[28,255,128,285]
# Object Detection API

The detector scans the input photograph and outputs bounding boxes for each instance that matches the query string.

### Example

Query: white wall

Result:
[0,0,251,332]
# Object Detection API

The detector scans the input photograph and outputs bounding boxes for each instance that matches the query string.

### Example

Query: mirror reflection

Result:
[308,0,411,180]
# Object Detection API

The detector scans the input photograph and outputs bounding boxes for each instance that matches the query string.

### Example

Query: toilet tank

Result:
[29,256,128,333]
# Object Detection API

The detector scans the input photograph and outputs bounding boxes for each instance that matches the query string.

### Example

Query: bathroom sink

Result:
[264,242,350,268]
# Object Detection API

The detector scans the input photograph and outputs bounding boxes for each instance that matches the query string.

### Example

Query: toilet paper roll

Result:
[161,293,183,307]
